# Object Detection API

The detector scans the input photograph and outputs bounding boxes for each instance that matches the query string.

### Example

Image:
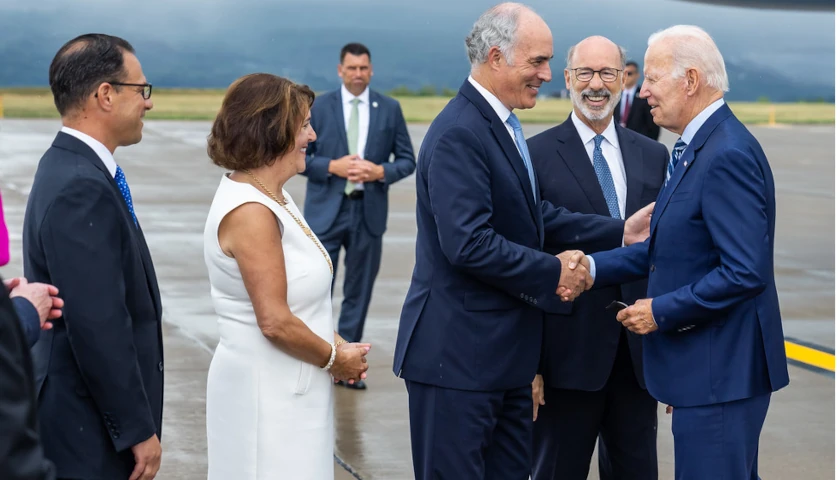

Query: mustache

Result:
[581,88,611,98]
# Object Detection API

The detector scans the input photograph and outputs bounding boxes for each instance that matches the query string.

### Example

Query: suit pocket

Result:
[463,291,521,311]
[293,361,313,395]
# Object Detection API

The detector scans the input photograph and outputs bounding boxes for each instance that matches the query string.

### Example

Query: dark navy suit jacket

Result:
[393,80,624,391]
[591,104,790,407]
[302,88,416,237]
[23,133,164,479]
[528,116,668,391]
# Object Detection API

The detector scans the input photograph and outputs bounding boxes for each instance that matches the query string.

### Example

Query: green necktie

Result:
[345,97,361,195]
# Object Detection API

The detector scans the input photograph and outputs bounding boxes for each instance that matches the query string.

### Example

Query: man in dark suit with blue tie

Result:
[527,36,667,480]
[302,44,415,390]
[573,25,790,480]
[23,34,164,480]
[393,5,654,479]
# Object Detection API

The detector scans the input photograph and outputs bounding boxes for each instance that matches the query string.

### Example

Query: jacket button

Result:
[650,264,656,272]
[158,361,164,372]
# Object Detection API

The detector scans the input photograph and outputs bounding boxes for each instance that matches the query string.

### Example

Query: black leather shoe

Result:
[335,379,367,390]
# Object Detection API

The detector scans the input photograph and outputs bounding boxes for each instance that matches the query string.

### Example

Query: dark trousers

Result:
[672,393,771,480]
[319,196,382,343]
[405,380,532,480]
[532,332,658,480]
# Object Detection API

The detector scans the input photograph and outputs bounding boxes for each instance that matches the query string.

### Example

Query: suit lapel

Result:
[555,118,612,216]
[365,91,381,157]
[460,80,540,226]
[650,104,734,231]
[331,91,349,154]
[617,127,644,216]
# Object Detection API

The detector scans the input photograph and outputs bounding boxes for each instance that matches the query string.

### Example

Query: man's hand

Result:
[129,434,162,480]
[531,374,545,421]
[348,159,385,183]
[8,278,63,329]
[616,298,658,335]
[624,202,655,245]
[555,250,592,301]
[328,154,360,178]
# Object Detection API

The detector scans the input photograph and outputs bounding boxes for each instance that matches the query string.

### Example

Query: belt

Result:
[345,190,364,200]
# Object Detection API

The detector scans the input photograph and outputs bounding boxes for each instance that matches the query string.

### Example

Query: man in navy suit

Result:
[302,43,415,390]
[573,25,790,480]
[614,61,660,141]
[393,5,654,479]
[23,34,164,480]
[528,36,667,480]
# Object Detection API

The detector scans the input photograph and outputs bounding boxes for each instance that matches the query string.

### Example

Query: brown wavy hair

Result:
[207,73,315,170]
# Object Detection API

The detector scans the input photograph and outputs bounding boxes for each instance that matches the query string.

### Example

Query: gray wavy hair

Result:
[648,25,729,92]
[465,3,532,68]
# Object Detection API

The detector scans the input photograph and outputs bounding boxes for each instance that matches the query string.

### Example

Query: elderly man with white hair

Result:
[571,25,790,480]
[392,3,654,479]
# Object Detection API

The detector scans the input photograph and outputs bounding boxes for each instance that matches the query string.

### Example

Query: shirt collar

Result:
[680,98,725,146]
[468,75,512,124]
[340,84,370,106]
[60,126,118,177]
[570,110,620,149]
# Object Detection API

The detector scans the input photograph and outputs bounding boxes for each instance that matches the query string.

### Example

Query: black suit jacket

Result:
[614,85,660,141]
[22,132,163,479]
[528,116,668,391]
[0,278,55,480]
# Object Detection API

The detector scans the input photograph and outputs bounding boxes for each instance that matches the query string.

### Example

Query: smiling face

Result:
[639,41,690,133]
[494,11,553,110]
[292,110,317,173]
[112,52,153,147]
[565,36,623,128]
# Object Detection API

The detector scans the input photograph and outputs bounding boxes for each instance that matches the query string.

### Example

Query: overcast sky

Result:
[1,0,834,85]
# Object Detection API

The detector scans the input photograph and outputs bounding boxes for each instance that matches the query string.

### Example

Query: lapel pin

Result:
[683,160,687,166]
[372,101,378,108]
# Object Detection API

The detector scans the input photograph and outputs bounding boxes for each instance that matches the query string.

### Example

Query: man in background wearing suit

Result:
[23,34,164,480]
[575,25,789,479]
[614,61,660,141]
[393,5,654,478]
[528,36,668,480]
[0,276,63,480]
[302,43,416,390]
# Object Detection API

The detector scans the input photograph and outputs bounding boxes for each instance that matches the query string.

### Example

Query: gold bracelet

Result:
[336,339,348,348]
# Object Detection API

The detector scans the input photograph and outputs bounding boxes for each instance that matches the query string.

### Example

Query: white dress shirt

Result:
[467,76,518,146]
[570,112,627,219]
[60,126,117,177]
[341,85,370,191]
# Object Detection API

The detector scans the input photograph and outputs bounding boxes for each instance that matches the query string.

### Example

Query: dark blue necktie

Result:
[506,113,537,203]
[592,135,621,219]
[115,166,137,226]
[666,138,688,185]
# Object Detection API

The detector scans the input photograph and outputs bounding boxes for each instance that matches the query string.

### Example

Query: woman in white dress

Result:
[203,73,370,480]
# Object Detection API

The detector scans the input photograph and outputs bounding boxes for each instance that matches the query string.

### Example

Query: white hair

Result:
[647,25,729,92]
[465,3,531,68]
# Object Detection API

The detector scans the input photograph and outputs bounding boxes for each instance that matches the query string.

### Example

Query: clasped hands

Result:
[329,341,371,385]
[330,154,385,183]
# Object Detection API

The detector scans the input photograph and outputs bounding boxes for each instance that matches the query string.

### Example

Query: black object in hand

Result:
[606,300,629,313]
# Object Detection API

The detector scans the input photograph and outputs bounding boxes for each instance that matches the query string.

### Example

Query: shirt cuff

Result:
[586,255,596,281]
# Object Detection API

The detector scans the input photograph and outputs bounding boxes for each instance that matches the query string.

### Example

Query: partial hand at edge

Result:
[330,343,371,384]
[531,374,545,421]
[624,202,655,245]
[129,434,162,480]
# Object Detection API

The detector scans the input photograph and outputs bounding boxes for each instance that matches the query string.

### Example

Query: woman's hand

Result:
[329,343,371,383]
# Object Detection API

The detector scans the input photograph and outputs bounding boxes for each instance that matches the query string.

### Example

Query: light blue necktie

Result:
[505,113,537,203]
[592,135,621,219]
[666,138,688,185]
[115,165,137,226]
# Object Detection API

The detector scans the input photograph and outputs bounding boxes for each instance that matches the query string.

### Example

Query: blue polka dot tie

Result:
[592,135,621,219]
[115,166,137,226]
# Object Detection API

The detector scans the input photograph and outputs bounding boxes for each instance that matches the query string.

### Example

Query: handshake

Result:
[555,251,591,302]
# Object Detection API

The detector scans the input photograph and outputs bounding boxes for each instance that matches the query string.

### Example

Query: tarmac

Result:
[0,118,833,479]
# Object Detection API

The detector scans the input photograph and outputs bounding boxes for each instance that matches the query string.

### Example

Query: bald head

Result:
[566,35,625,71]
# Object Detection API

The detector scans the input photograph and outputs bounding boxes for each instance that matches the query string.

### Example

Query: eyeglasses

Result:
[109,82,153,99]
[567,68,621,83]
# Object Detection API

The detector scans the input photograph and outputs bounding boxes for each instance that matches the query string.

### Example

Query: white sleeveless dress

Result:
[203,174,334,480]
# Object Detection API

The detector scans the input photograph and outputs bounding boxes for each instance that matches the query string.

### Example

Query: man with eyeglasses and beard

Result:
[527,36,668,480]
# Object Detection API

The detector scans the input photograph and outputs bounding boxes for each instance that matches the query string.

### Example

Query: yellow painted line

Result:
[785,341,835,372]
